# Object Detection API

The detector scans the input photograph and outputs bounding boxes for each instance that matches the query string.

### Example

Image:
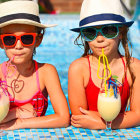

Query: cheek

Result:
[109,36,120,47]
[88,41,96,49]
[4,49,13,59]
[113,39,120,48]
[24,47,35,56]
[28,46,35,52]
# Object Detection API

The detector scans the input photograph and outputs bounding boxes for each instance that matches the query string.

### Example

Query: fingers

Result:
[0,123,9,130]
[0,119,17,130]
[71,121,81,128]
[71,114,81,120]
[79,107,88,115]
[20,103,34,111]
[17,104,36,119]
[33,110,37,117]
[71,115,82,128]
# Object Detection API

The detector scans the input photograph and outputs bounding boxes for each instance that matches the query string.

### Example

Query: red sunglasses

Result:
[1,33,37,48]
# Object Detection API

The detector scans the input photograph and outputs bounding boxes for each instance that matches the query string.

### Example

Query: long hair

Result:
[120,26,135,109]
[33,27,45,56]
[74,26,135,107]
[74,33,91,57]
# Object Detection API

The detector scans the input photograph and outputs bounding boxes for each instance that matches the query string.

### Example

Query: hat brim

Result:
[71,21,134,32]
[0,19,57,28]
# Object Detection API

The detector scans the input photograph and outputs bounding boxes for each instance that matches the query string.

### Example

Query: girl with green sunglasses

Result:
[68,0,140,130]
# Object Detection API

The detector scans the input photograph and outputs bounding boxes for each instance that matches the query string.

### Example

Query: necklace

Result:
[7,61,35,94]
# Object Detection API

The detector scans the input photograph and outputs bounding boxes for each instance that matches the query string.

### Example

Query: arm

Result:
[0,64,70,130]
[1,103,37,124]
[38,64,70,128]
[68,59,106,129]
[68,59,88,115]
[112,58,140,129]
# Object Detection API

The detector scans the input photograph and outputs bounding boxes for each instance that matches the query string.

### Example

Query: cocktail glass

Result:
[97,88,121,136]
[0,88,10,136]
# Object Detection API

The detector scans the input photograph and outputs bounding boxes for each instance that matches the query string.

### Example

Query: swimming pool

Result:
[0,14,140,116]
[0,14,140,140]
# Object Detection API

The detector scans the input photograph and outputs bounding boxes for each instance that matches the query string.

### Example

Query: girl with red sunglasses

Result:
[0,1,70,130]
[68,0,140,130]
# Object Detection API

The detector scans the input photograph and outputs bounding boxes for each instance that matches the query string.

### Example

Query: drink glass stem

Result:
[106,121,112,131]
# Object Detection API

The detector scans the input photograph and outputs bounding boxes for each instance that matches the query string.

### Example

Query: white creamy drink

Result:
[0,92,9,122]
[97,92,121,122]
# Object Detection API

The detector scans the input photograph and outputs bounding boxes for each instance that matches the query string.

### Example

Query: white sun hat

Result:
[0,0,57,28]
[71,0,134,32]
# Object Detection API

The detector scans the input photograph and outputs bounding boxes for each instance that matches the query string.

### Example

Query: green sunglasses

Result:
[80,25,121,41]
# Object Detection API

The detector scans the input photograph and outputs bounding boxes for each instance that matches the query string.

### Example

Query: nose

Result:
[15,39,23,49]
[96,32,105,42]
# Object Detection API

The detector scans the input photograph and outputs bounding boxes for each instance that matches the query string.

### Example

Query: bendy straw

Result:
[97,48,111,96]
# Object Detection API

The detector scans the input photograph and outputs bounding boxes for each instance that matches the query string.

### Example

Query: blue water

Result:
[0,14,140,115]
[133,0,140,20]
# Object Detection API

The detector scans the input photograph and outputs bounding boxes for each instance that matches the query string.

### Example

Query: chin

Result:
[11,58,25,65]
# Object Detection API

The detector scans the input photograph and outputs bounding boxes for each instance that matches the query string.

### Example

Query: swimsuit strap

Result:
[87,55,92,79]
[120,56,126,73]
[34,60,41,91]
[87,55,127,80]
[120,55,128,82]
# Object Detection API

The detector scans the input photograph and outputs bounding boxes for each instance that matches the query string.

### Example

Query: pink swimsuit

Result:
[1,60,48,117]
[85,56,130,113]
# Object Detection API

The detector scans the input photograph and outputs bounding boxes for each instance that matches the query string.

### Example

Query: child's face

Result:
[85,25,121,56]
[1,24,38,64]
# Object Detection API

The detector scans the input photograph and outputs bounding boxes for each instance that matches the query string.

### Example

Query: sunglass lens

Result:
[3,36,16,46]
[102,26,118,38]
[21,35,34,45]
[81,28,96,41]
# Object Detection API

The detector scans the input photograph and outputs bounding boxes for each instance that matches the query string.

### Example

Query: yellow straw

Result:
[97,48,111,96]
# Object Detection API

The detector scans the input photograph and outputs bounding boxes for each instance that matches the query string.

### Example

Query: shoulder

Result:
[130,57,140,69]
[130,57,140,75]
[68,56,90,85]
[37,62,57,75]
[122,56,140,71]
[69,56,89,73]
[36,62,59,86]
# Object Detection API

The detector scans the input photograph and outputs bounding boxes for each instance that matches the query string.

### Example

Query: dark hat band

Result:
[80,14,126,26]
[0,13,40,24]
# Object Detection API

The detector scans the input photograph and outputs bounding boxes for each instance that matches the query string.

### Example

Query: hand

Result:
[71,107,105,129]
[0,103,36,125]
[0,118,23,130]
[17,103,37,119]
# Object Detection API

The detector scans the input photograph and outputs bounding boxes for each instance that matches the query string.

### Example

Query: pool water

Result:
[0,14,139,115]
